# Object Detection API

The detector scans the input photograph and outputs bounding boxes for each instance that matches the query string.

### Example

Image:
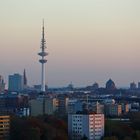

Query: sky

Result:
[0,0,140,88]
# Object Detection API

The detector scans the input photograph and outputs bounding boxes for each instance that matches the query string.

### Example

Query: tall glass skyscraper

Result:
[8,73,23,92]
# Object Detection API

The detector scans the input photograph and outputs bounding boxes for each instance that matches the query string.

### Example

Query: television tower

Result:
[38,20,48,92]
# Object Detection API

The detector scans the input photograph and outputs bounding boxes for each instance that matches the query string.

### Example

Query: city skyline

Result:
[0,0,140,87]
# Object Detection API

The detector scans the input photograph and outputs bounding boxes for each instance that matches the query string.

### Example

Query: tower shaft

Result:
[41,61,45,92]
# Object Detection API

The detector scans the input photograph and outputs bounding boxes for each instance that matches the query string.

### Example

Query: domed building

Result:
[92,82,99,90]
[106,79,116,90]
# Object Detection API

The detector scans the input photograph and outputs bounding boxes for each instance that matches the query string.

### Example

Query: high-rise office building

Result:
[0,76,5,93]
[8,73,23,92]
[68,112,104,140]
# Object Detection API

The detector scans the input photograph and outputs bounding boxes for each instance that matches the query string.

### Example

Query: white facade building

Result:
[68,113,104,140]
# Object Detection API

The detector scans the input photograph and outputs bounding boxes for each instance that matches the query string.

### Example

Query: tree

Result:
[103,136,118,140]
[136,131,140,140]
[123,136,134,140]
[10,115,68,140]
[22,128,40,140]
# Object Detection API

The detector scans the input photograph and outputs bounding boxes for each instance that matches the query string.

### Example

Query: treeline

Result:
[103,112,140,140]
[10,115,68,140]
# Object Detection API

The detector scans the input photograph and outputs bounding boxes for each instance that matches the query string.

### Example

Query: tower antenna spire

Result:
[38,20,48,93]
[43,19,44,27]
[42,19,44,41]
